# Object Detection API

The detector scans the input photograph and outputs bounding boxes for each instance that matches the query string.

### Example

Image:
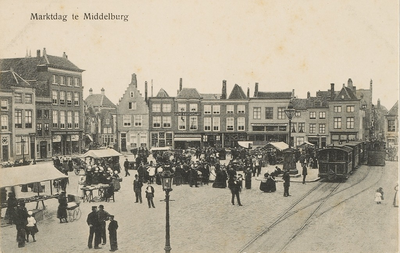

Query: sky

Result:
[0,0,398,109]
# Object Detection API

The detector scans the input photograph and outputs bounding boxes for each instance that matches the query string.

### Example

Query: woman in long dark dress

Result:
[244,168,252,189]
[212,167,227,188]
[57,191,68,223]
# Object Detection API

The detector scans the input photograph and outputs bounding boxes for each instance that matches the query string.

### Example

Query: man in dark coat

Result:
[283,171,291,197]
[97,205,110,245]
[124,158,130,177]
[108,215,118,251]
[228,176,242,206]
[302,163,308,184]
[133,175,143,203]
[87,206,101,249]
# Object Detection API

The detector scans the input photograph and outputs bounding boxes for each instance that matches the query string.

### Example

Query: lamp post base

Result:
[164,246,171,253]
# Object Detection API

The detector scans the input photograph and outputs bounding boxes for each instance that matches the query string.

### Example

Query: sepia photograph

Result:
[0,1,398,252]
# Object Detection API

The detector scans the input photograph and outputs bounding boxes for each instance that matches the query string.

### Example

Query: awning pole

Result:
[50,180,53,195]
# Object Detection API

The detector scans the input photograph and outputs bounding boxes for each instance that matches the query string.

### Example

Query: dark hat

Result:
[99,204,104,209]
[109,215,114,218]
[264,172,270,177]
[92,206,97,209]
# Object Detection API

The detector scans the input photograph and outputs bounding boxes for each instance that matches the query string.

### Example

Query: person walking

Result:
[133,175,143,203]
[124,158,130,177]
[87,206,101,249]
[108,215,119,252]
[14,202,28,248]
[26,211,38,242]
[57,191,68,223]
[302,163,308,184]
[145,182,155,208]
[97,205,110,245]
[375,187,384,204]
[283,171,291,197]
[228,175,242,206]
[6,192,18,225]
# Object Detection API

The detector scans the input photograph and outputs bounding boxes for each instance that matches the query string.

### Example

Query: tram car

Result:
[317,146,353,180]
[344,141,366,168]
[366,141,386,166]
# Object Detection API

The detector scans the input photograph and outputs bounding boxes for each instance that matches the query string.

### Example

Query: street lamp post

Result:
[284,100,297,174]
[161,170,174,253]
[284,100,296,149]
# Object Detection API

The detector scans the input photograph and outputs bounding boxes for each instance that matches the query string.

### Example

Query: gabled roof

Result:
[255,92,292,99]
[387,101,398,116]
[45,55,83,72]
[228,84,247,99]
[156,88,170,98]
[333,87,358,101]
[177,88,201,99]
[85,94,116,109]
[0,70,31,89]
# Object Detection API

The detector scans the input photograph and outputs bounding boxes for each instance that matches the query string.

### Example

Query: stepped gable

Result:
[156,88,170,98]
[177,88,201,99]
[228,84,247,99]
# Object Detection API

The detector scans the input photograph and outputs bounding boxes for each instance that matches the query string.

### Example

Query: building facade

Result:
[385,101,398,148]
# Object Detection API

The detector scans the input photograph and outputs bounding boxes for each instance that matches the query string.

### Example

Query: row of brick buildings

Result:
[1,49,397,162]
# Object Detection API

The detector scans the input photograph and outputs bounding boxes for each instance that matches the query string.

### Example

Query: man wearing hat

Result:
[98,205,110,245]
[108,215,118,251]
[87,206,101,249]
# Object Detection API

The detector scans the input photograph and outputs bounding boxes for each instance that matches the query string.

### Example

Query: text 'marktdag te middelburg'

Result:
[31,13,129,22]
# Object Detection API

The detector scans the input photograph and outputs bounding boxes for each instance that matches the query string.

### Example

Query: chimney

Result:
[36,49,41,58]
[43,48,46,56]
[330,83,335,100]
[307,91,310,98]
[89,88,93,95]
[151,79,153,97]
[347,78,353,88]
[63,52,68,59]
[145,81,148,103]
[377,99,381,109]
[221,80,227,99]
[247,88,250,98]
[131,73,137,88]
[254,82,259,97]
[292,89,295,98]
[179,78,183,91]
[101,88,105,95]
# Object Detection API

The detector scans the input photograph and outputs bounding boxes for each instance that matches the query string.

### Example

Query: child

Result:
[108,215,118,251]
[26,211,38,242]
[375,187,384,204]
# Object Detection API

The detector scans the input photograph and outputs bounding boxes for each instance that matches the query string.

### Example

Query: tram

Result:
[317,146,353,181]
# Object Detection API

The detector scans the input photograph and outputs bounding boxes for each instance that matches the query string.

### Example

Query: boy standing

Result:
[108,215,118,251]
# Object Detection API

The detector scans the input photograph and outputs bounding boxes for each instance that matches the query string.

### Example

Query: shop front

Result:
[52,131,82,156]
[173,134,201,149]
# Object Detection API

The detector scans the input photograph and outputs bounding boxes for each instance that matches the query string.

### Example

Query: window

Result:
[346,117,354,129]
[74,92,79,106]
[130,91,134,98]
[277,107,285,119]
[162,104,171,112]
[226,117,234,131]
[25,94,32,104]
[15,110,22,128]
[129,102,136,110]
[66,111,72,129]
[189,116,198,130]
[1,115,8,130]
[291,123,297,133]
[190,104,198,112]
[67,77,71,86]
[37,123,42,136]
[204,118,211,131]
[178,115,186,130]
[37,109,42,119]
[15,93,22,103]
[388,120,396,132]
[105,118,110,125]
[134,115,142,127]
[44,123,49,135]
[153,116,161,128]
[334,117,342,129]
[16,136,29,155]
[60,111,65,129]
[309,111,316,119]
[60,76,65,85]
[152,104,161,112]
[59,91,65,105]
[319,111,326,119]
[334,106,342,113]
[295,111,301,117]
[296,137,305,146]
[123,115,131,127]
[253,107,261,119]
[204,105,211,114]
[178,104,186,112]
[238,117,245,131]
[346,105,355,112]
[237,105,245,113]
[52,75,57,84]
[265,107,273,119]
[212,105,220,114]
[43,110,49,119]
[1,100,8,111]
[213,117,220,131]
[74,112,79,128]
[227,105,234,114]
[162,117,171,128]
[298,122,305,133]
[52,91,58,105]
[53,111,58,128]
[309,123,316,134]
[25,110,32,128]
[319,123,326,134]
[74,77,80,87]
[67,92,72,106]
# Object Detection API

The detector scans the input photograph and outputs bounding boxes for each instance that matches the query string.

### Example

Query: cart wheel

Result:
[327,172,337,181]
[68,210,74,222]
[73,207,82,221]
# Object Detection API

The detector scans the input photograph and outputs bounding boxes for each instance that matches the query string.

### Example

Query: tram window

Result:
[337,151,344,161]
